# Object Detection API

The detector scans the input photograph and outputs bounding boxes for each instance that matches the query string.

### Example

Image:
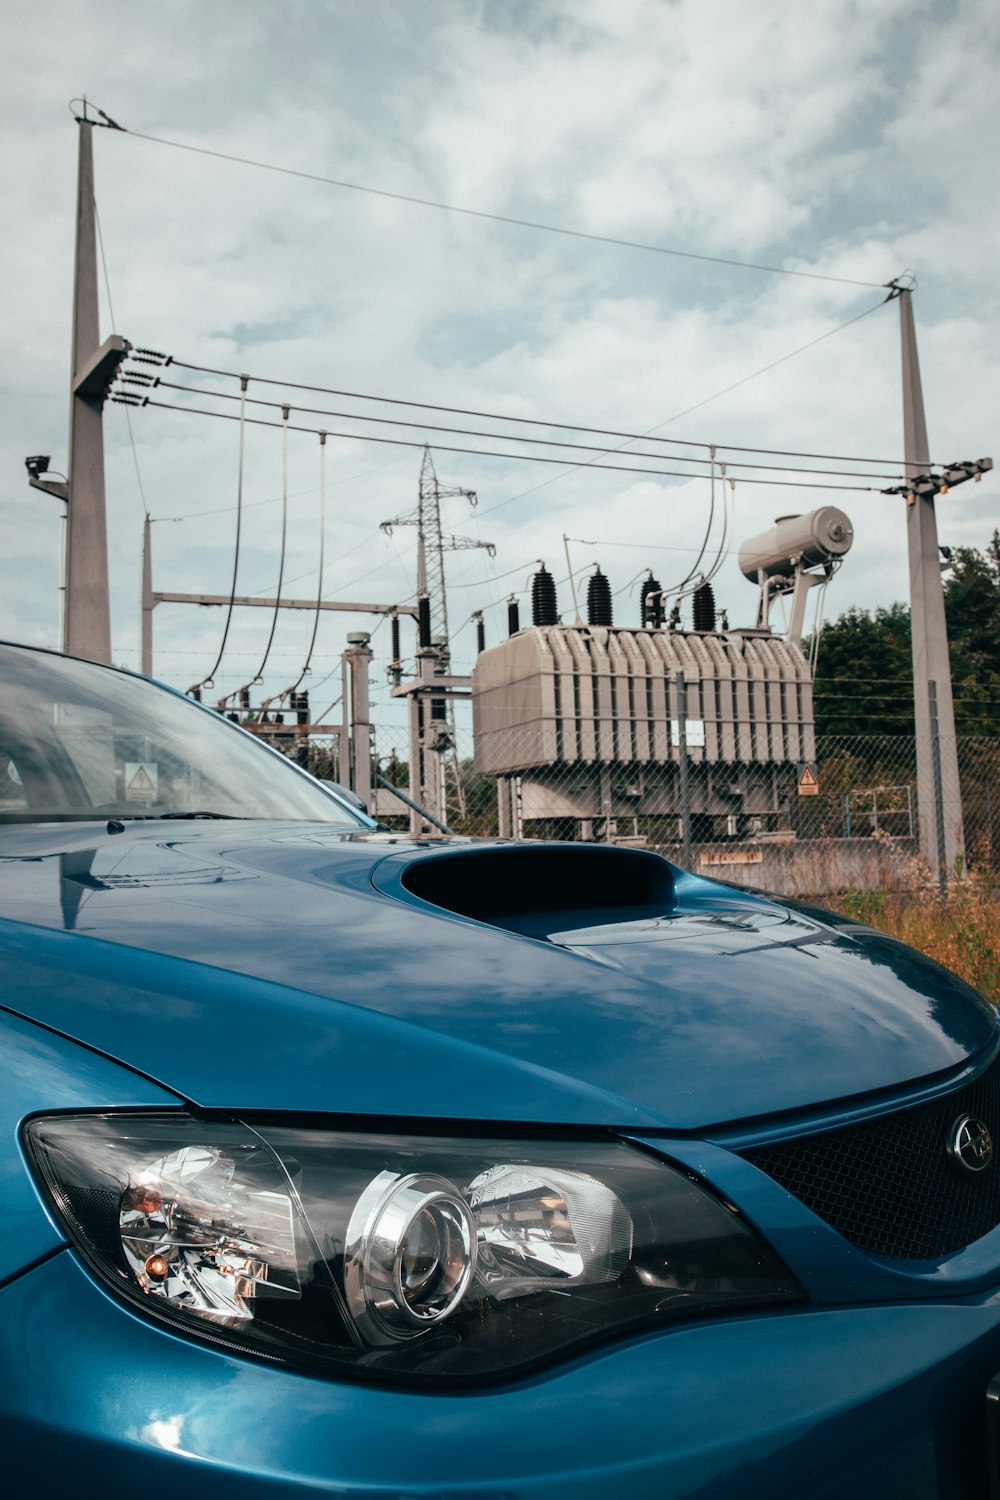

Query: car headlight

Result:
[25,1114,801,1384]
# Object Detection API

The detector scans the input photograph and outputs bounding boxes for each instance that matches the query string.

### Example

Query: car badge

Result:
[946,1114,994,1176]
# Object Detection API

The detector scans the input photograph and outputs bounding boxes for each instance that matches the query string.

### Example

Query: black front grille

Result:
[743,1054,1000,1259]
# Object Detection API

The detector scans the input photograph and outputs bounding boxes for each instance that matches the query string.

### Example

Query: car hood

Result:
[0,822,993,1132]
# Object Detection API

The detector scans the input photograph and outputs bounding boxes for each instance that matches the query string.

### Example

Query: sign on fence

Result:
[699,850,764,867]
[797,763,820,796]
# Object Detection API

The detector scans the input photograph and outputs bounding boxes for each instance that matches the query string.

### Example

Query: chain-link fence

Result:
[364,724,1000,898]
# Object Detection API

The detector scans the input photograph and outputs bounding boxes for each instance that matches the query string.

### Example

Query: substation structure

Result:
[471,507,853,844]
[473,623,814,842]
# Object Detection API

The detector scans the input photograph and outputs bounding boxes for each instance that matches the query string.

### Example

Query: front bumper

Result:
[3,1248,1000,1499]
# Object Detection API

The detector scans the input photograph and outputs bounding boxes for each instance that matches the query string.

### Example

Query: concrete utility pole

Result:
[899,288,964,885]
[345,633,375,809]
[63,110,130,662]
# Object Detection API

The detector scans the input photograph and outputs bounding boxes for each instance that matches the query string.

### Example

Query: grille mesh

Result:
[743,1054,1000,1260]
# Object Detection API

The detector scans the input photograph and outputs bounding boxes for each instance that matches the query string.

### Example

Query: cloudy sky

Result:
[2,0,997,748]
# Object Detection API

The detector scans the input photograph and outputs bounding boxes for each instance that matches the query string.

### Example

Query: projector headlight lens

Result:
[26,1114,801,1385]
[345,1171,477,1340]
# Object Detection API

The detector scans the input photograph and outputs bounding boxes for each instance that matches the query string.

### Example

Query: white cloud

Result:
[0,0,996,734]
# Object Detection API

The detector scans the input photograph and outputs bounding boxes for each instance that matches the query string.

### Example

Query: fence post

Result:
[844,791,852,838]
[676,670,693,869]
[929,681,947,895]
[988,781,995,868]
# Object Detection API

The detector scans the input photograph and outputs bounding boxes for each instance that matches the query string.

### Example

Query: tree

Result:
[808,533,1000,737]
[943,529,1000,736]
[809,602,914,735]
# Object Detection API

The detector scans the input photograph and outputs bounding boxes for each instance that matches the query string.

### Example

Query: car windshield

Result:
[0,644,369,827]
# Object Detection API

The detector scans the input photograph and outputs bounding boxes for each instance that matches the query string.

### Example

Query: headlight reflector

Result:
[26,1114,802,1385]
[469,1164,632,1297]
[118,1143,300,1320]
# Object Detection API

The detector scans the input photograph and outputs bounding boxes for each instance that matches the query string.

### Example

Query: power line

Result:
[116,126,888,290]
[151,449,410,523]
[162,335,911,468]
[473,300,893,519]
[188,380,250,694]
[136,397,887,492]
[95,201,149,520]
[151,378,904,482]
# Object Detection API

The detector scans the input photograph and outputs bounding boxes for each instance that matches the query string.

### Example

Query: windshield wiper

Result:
[104,810,241,827]
[156,810,240,819]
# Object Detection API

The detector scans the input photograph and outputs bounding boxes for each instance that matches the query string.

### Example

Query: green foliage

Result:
[378,754,409,787]
[944,529,1000,735]
[452,758,499,836]
[831,877,1000,1002]
[810,602,913,734]
[808,532,1000,736]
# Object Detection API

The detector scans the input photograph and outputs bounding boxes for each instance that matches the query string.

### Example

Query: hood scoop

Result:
[390,844,678,940]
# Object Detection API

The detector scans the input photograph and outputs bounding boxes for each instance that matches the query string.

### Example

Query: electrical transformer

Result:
[472,623,814,840]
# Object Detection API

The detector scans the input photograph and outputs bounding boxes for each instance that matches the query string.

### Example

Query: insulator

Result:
[507,598,521,636]
[130,354,168,366]
[135,347,167,358]
[239,687,250,710]
[531,566,558,626]
[692,581,717,633]
[296,691,309,726]
[417,595,432,648]
[586,568,613,627]
[640,575,663,628]
[391,614,401,664]
[475,615,486,655]
[431,695,446,722]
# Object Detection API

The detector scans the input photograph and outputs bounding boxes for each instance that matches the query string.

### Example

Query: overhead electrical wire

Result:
[95,108,913,671]
[150,378,906,483]
[188,380,249,696]
[265,431,330,715]
[298,433,329,686]
[668,449,721,599]
[95,201,148,521]
[229,404,292,703]
[113,124,888,290]
[162,345,913,469]
[449,556,547,589]
[154,449,410,524]
[471,299,895,519]
[138,399,889,493]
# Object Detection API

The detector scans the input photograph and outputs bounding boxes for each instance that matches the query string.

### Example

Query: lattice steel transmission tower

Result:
[382,447,495,828]
[381,447,493,647]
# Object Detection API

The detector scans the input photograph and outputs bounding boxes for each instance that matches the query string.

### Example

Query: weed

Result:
[831,869,1000,1003]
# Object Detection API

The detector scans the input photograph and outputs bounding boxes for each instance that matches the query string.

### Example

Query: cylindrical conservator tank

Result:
[738,507,854,581]
[471,624,815,833]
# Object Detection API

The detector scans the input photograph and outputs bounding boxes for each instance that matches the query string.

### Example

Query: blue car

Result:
[2,639,1000,1498]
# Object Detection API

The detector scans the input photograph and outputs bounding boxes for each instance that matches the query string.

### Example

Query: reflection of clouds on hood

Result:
[2,0,996,721]
[0,825,991,1128]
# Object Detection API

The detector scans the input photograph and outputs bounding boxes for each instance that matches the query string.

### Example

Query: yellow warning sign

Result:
[797,763,820,796]
[125,762,158,803]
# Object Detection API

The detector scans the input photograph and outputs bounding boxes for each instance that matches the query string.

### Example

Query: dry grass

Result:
[833,876,1000,1003]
